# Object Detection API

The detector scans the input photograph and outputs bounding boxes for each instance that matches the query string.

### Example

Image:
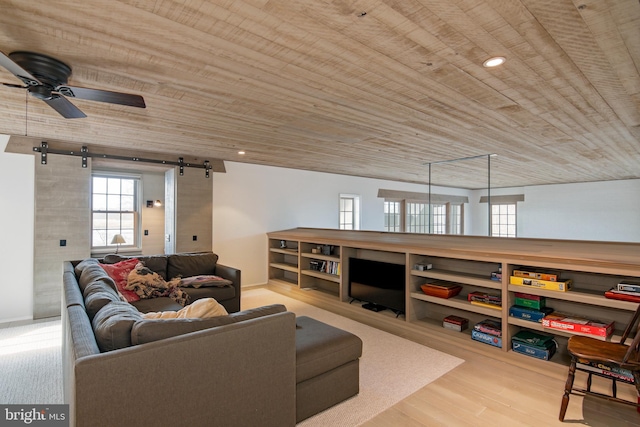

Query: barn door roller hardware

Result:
[34,141,215,178]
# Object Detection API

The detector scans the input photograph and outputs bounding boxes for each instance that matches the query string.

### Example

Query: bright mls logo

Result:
[0,405,68,426]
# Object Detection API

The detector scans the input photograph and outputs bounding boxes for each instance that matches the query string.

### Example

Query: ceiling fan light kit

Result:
[0,50,146,118]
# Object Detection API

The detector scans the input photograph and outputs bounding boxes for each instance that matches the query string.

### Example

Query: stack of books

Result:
[541,312,615,340]
[511,330,557,360]
[604,279,640,303]
[510,267,572,292]
[467,291,501,310]
[509,292,553,323]
[471,319,502,348]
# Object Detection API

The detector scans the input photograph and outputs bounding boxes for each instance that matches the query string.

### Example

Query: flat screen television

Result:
[348,257,405,315]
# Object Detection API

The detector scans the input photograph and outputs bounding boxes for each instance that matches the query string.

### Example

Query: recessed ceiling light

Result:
[483,57,506,68]
[238,150,245,155]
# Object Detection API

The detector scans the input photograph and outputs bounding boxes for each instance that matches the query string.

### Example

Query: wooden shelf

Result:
[269,262,298,273]
[507,285,639,311]
[268,228,640,369]
[412,268,501,290]
[301,269,341,283]
[301,252,340,262]
[270,248,298,256]
[410,292,502,318]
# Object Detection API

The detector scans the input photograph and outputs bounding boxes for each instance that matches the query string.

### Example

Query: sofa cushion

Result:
[77,261,117,294]
[130,304,287,345]
[74,258,100,277]
[131,297,184,313]
[104,254,169,279]
[167,252,219,280]
[84,287,122,321]
[92,301,144,352]
[100,258,141,302]
[180,275,232,288]
[180,285,235,303]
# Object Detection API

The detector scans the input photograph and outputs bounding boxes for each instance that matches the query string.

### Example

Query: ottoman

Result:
[295,316,363,422]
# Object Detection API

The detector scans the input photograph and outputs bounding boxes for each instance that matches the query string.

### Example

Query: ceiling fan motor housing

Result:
[9,51,71,89]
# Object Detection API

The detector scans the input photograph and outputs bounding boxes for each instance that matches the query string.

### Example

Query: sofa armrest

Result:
[215,263,241,312]
[72,311,296,427]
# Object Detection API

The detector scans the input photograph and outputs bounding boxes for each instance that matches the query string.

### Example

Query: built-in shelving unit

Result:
[267,228,640,368]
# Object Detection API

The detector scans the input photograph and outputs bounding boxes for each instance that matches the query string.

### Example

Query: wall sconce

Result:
[147,200,162,208]
[110,234,126,254]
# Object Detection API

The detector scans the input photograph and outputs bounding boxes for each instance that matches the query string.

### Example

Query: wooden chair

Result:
[559,303,640,421]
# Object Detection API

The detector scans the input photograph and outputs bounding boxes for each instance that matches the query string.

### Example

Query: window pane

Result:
[121,213,135,229]
[121,179,135,195]
[93,230,107,247]
[93,194,107,211]
[93,212,106,229]
[121,195,134,211]
[93,177,107,194]
[107,194,121,210]
[107,178,121,194]
[107,213,121,229]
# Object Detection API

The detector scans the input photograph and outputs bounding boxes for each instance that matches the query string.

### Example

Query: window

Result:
[339,194,360,230]
[384,200,402,232]
[378,189,467,235]
[492,203,516,237]
[406,202,429,233]
[450,204,463,235]
[91,174,140,250]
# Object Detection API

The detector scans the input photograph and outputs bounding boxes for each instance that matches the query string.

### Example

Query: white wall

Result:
[211,162,468,286]
[471,180,640,241]
[0,135,34,322]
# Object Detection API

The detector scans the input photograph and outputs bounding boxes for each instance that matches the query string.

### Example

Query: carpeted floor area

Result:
[0,288,464,426]
[243,288,464,426]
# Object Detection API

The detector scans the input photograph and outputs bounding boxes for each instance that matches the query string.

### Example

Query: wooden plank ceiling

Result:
[0,0,638,189]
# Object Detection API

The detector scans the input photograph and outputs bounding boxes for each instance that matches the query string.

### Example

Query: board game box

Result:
[473,319,502,337]
[509,305,554,323]
[511,330,557,360]
[510,276,572,292]
[541,313,614,339]
[471,329,502,348]
[443,315,469,332]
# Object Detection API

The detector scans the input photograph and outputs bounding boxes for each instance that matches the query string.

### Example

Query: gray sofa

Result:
[63,251,362,427]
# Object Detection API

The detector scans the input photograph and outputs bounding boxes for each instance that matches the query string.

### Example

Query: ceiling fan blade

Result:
[43,95,87,119]
[0,50,41,86]
[57,85,146,108]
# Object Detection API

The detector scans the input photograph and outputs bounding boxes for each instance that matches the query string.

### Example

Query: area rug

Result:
[242,288,465,426]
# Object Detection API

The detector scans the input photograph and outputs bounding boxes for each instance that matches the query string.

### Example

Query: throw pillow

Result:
[99,258,141,303]
[141,298,228,319]
[180,275,233,288]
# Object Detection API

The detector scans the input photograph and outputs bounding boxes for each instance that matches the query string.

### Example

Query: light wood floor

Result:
[267,284,640,427]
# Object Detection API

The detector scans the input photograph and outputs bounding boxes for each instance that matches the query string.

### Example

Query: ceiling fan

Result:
[0,50,145,118]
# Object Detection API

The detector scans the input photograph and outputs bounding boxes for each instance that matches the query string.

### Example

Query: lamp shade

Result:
[110,234,126,245]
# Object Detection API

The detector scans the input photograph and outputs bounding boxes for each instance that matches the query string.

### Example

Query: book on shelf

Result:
[471,329,502,348]
[541,312,614,339]
[513,268,561,282]
[616,280,640,293]
[509,305,554,323]
[604,289,640,303]
[473,319,502,337]
[510,276,572,292]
